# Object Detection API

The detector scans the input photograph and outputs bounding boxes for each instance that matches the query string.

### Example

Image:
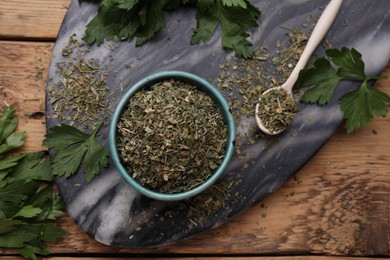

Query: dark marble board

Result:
[46,0,390,248]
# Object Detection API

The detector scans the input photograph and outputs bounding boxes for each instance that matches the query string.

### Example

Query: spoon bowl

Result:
[255,87,288,135]
[255,0,343,135]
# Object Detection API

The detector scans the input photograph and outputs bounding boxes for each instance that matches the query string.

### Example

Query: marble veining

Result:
[46,0,390,248]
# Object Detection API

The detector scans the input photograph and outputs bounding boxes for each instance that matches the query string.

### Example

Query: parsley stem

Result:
[92,120,105,137]
[366,75,387,81]
[341,75,386,83]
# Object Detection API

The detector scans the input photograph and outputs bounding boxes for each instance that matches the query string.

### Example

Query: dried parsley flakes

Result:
[256,88,297,134]
[116,80,228,194]
[48,34,111,129]
[49,59,110,128]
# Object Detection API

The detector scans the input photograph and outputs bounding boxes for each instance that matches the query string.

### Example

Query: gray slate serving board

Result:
[46,0,390,248]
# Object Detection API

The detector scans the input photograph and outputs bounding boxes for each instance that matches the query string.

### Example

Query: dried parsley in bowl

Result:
[115,77,231,195]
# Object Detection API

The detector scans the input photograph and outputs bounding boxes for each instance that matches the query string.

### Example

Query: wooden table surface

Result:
[1,1,390,259]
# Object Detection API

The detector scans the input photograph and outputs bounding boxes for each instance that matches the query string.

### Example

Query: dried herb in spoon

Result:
[256,88,297,134]
[117,80,228,194]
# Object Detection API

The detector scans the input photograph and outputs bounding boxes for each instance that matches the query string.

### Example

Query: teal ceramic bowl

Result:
[109,71,235,201]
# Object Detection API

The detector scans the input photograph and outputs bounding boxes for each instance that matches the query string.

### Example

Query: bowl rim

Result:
[109,70,236,201]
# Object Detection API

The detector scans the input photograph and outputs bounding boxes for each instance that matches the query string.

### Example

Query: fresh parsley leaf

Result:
[42,121,108,182]
[326,47,365,80]
[0,106,65,260]
[0,106,18,144]
[0,154,25,171]
[83,0,260,58]
[8,152,53,182]
[0,131,26,155]
[114,0,140,10]
[0,172,7,182]
[223,0,247,8]
[296,47,390,133]
[166,0,193,9]
[0,179,37,219]
[26,223,66,243]
[17,245,51,260]
[297,58,343,104]
[83,0,166,47]
[191,0,260,58]
[136,1,167,46]
[29,185,64,221]
[0,219,25,234]
[13,205,43,219]
[0,227,38,248]
[83,3,137,45]
[0,222,65,254]
[340,80,390,133]
[0,105,25,156]
[190,1,219,45]
[0,179,65,259]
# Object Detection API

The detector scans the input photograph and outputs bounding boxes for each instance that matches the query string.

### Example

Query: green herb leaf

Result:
[0,105,25,156]
[8,152,53,182]
[297,47,390,133]
[191,0,260,58]
[42,122,108,182]
[83,0,260,58]
[0,227,38,248]
[0,131,26,155]
[17,245,51,260]
[0,154,25,171]
[326,47,366,80]
[83,0,166,47]
[340,80,390,133]
[0,106,65,260]
[297,58,343,104]
[0,222,65,253]
[114,0,140,10]
[83,2,138,45]
[223,0,247,8]
[0,179,37,219]
[13,205,43,219]
[0,219,25,234]
[135,1,166,46]
[0,106,18,144]
[29,185,64,221]
[190,1,219,44]
[27,223,66,243]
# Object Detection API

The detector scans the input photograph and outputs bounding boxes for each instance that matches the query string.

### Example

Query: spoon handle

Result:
[283,0,343,92]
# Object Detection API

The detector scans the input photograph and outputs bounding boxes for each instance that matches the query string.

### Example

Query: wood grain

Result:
[0,41,389,256]
[2,257,390,260]
[0,41,50,152]
[1,0,390,258]
[0,0,70,40]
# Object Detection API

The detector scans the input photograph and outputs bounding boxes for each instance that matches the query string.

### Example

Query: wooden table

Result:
[1,1,390,259]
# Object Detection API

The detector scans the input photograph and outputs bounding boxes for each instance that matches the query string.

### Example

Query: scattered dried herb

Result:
[49,59,110,128]
[216,27,310,143]
[183,177,244,227]
[48,34,111,129]
[117,80,228,193]
[126,177,244,231]
[256,88,297,133]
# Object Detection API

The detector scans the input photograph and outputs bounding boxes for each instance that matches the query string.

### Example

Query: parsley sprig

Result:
[83,0,260,58]
[296,47,390,133]
[42,121,109,182]
[0,106,65,260]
